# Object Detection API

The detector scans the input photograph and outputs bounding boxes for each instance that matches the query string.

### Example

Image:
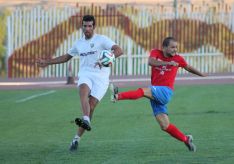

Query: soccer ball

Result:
[99,50,115,67]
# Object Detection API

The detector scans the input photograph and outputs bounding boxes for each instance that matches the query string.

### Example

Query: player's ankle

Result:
[184,136,189,144]
[73,134,81,142]
[83,115,90,124]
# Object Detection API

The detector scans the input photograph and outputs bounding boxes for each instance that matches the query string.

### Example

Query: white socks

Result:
[73,134,80,142]
[83,115,91,124]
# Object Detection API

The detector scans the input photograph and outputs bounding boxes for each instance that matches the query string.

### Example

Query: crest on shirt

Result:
[160,66,167,75]
[90,43,94,48]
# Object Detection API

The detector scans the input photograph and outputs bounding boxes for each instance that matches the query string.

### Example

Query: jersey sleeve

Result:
[67,41,79,56]
[149,49,159,58]
[101,35,116,50]
[178,55,188,68]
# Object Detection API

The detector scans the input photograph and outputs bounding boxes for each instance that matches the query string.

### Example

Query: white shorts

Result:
[77,73,109,101]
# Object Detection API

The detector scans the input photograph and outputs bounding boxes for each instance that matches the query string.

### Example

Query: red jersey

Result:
[150,49,188,90]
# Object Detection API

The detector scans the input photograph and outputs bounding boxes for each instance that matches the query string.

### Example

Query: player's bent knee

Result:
[159,123,169,131]
[161,126,168,131]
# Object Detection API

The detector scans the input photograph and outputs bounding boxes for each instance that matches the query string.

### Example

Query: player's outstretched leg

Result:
[184,135,196,152]
[75,117,91,131]
[110,83,118,103]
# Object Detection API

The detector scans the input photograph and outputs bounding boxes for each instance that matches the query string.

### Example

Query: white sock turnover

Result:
[73,134,80,142]
[83,115,90,124]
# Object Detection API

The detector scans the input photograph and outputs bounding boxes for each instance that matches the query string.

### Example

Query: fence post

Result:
[127,38,132,75]
[6,17,11,78]
[66,61,75,84]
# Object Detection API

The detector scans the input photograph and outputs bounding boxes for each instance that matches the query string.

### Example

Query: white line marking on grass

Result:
[1,75,234,87]
[0,75,234,86]
[0,81,66,86]
[16,90,56,103]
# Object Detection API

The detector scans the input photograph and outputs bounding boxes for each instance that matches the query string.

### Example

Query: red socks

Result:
[118,88,144,100]
[165,124,187,142]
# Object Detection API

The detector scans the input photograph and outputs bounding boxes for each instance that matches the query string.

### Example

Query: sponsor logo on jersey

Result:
[155,59,171,75]
[80,50,97,56]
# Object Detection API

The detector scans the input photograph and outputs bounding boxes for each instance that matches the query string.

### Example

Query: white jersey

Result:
[67,34,116,78]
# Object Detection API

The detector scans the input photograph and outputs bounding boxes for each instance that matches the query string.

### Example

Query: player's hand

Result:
[168,61,179,66]
[94,60,103,69]
[36,58,49,68]
[94,59,111,69]
[201,73,208,77]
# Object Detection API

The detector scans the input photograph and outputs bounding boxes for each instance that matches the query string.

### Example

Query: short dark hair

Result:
[82,15,96,26]
[162,37,176,47]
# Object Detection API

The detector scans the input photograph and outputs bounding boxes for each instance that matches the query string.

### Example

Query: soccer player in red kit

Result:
[110,37,206,152]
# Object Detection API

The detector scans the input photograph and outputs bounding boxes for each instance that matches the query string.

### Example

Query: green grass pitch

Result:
[0,84,234,164]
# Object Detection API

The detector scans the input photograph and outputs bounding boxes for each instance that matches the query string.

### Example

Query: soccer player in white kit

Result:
[36,15,123,151]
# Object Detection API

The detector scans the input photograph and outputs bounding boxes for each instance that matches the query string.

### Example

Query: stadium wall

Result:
[7,3,234,78]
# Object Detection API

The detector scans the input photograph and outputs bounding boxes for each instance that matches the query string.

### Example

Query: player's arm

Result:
[184,64,206,77]
[36,54,73,68]
[148,57,178,67]
[111,45,123,58]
